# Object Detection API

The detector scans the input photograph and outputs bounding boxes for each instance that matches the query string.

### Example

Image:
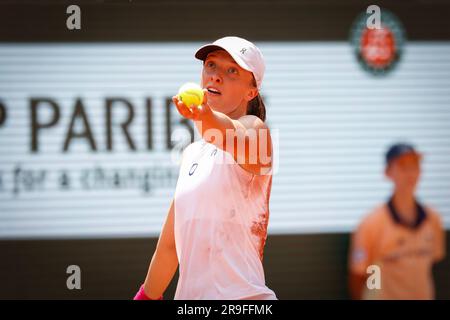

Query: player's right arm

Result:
[141,199,178,299]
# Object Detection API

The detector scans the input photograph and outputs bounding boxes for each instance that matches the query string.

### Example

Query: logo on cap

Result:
[240,48,247,55]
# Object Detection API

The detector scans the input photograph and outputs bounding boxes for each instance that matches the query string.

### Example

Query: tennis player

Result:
[134,36,277,300]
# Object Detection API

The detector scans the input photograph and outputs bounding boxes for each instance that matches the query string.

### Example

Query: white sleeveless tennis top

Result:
[173,139,277,300]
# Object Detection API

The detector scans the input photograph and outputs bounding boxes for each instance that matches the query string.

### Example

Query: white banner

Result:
[0,42,449,238]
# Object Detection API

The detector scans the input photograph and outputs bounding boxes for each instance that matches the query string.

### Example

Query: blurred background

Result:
[0,0,449,299]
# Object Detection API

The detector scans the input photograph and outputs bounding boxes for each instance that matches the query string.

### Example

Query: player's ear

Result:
[245,87,258,102]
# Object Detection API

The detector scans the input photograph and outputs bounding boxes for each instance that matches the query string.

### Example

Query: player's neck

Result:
[227,101,248,120]
[392,191,417,225]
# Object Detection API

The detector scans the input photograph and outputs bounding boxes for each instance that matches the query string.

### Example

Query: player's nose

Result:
[209,72,223,84]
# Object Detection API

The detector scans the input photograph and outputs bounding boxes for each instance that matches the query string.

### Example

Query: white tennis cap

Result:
[195,36,265,89]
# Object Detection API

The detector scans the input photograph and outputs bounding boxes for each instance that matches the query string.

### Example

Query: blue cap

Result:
[385,143,420,166]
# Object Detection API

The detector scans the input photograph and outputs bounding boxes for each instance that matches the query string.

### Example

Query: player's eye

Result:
[228,67,238,74]
[206,61,215,68]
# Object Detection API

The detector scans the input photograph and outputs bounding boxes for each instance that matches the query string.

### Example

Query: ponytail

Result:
[247,77,266,122]
[247,93,266,122]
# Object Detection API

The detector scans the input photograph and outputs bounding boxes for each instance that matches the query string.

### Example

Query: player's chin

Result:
[205,95,222,108]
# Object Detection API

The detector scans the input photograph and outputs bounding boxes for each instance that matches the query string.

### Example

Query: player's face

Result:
[201,50,258,116]
[386,153,422,193]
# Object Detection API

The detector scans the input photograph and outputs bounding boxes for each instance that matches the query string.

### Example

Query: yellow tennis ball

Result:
[177,82,204,108]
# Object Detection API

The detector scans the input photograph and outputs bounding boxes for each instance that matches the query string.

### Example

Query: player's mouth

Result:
[206,86,221,95]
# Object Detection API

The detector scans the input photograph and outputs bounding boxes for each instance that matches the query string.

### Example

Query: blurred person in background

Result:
[349,142,446,299]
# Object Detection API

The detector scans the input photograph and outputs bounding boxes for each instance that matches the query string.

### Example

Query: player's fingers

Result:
[172,96,193,119]
[191,104,203,120]
[201,89,208,106]
[177,102,194,119]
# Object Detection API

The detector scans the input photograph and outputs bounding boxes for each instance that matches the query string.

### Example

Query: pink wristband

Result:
[133,285,163,300]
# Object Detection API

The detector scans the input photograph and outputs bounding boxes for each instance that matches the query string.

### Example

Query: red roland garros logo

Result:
[350,8,406,75]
